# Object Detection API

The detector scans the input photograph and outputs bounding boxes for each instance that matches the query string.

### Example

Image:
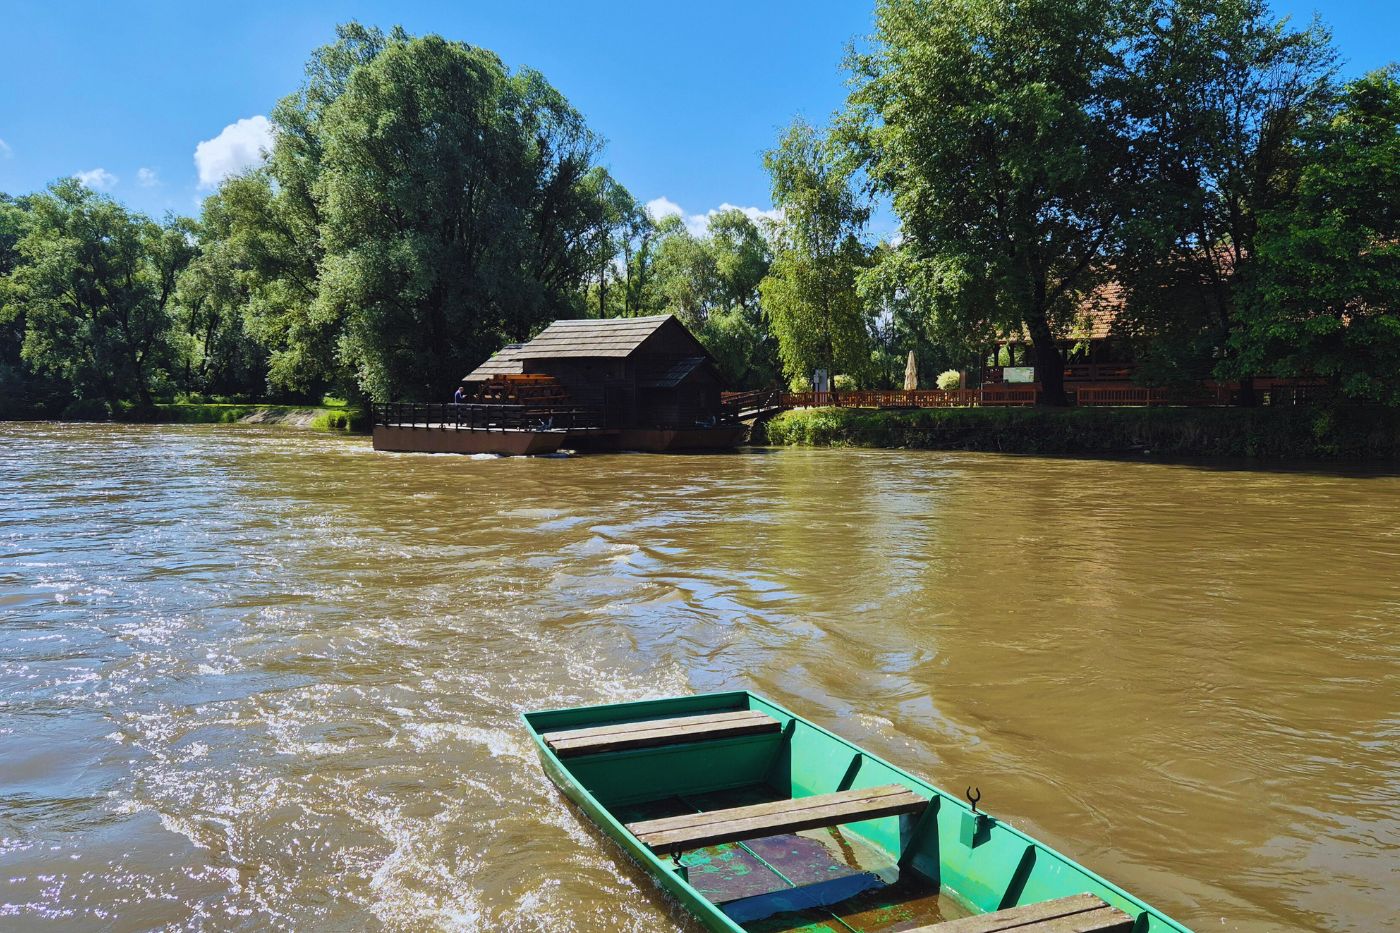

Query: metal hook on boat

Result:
[966,786,981,813]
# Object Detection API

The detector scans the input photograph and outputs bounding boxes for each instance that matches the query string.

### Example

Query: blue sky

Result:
[2,0,1396,230]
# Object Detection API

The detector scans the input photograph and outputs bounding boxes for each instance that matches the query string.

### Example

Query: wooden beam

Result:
[626,784,927,856]
[542,710,779,758]
[913,893,1134,932]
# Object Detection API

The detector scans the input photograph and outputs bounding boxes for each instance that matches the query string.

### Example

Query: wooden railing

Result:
[978,387,1040,406]
[373,401,604,431]
[986,363,1139,383]
[780,388,1036,409]
[1075,386,1170,406]
[721,387,784,415]
[1064,363,1138,382]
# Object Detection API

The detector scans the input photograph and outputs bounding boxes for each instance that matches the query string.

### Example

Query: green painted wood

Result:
[521,692,1194,933]
[915,893,1134,932]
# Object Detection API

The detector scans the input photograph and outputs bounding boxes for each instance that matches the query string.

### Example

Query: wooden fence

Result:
[1075,386,1170,406]
[777,388,1037,409]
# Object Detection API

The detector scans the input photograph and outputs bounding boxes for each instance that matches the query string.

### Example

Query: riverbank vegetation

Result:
[762,406,1400,461]
[2,2,1398,423]
[151,400,363,431]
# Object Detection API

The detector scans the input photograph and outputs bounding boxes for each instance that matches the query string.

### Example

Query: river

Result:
[1,423,1397,932]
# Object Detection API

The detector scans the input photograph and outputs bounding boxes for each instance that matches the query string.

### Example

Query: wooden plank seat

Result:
[541,709,780,759]
[916,893,1134,932]
[626,784,927,856]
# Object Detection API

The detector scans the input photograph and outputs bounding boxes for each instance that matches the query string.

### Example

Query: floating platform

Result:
[371,424,568,456]
[370,403,747,456]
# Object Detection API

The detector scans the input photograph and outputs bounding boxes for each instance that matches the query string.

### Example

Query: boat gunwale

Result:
[521,690,1192,933]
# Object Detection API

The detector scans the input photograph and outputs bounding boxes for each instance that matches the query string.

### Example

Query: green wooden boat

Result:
[523,691,1192,933]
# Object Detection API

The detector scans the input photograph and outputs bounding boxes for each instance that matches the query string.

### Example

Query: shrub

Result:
[60,398,112,421]
[936,369,962,391]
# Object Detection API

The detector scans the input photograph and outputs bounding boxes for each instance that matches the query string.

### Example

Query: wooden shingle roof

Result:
[462,314,711,382]
[637,356,709,389]
[462,344,527,382]
[516,314,677,358]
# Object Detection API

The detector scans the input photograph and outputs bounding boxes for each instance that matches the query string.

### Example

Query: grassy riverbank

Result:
[149,402,365,432]
[0,397,367,433]
[760,406,1400,460]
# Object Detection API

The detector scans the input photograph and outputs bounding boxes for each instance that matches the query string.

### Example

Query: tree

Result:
[761,120,874,386]
[651,219,723,325]
[8,180,192,410]
[244,23,398,397]
[1232,68,1400,405]
[1113,0,1337,392]
[845,0,1141,405]
[698,209,779,387]
[170,190,269,397]
[305,28,632,400]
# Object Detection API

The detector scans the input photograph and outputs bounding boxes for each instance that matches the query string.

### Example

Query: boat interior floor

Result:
[614,785,969,931]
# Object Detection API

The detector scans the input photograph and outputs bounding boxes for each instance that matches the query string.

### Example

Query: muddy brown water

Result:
[1,423,1397,932]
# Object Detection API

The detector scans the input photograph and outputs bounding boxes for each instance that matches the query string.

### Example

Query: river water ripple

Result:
[1,423,1397,931]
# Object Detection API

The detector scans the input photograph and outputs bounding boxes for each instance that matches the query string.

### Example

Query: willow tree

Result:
[8,181,193,410]
[760,120,874,386]
[198,23,635,402]
[845,0,1140,405]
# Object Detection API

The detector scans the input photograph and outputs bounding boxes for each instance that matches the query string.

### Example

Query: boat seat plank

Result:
[915,893,1134,932]
[542,710,779,758]
[626,784,927,855]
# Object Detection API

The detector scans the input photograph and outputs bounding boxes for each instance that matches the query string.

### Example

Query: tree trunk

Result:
[1238,375,1257,407]
[1027,314,1069,406]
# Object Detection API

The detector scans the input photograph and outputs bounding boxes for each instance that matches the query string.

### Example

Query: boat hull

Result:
[531,740,737,932]
[372,425,565,456]
[523,691,1192,933]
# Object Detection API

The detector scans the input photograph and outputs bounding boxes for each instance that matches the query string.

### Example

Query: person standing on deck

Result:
[453,385,466,405]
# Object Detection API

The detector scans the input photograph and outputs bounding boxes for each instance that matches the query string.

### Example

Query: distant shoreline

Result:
[1,403,365,434]
[758,405,1400,462]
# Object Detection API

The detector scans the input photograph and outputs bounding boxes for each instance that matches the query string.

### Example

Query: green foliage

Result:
[1232,68,1400,405]
[1112,0,1338,388]
[58,398,113,422]
[761,121,875,384]
[936,369,961,391]
[262,26,634,401]
[152,401,365,432]
[6,180,194,410]
[762,405,1400,459]
[846,0,1141,405]
[172,188,270,397]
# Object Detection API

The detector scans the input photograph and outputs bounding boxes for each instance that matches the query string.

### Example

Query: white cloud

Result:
[646,196,782,237]
[137,167,160,187]
[705,202,783,228]
[194,115,273,188]
[644,196,684,221]
[75,168,117,190]
[0,138,12,158]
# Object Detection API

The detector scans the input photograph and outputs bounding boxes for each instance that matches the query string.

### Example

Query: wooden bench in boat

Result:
[915,893,1134,932]
[541,710,780,758]
[626,784,928,856]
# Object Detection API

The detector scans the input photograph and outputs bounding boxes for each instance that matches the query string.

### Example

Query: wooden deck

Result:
[626,784,928,856]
